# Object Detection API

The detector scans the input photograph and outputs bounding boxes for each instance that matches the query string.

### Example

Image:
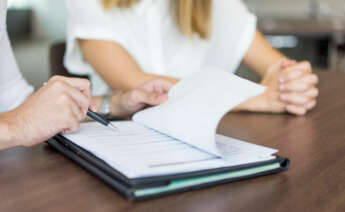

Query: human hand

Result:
[254,59,287,113]
[278,60,319,115]
[253,59,318,115]
[110,79,173,118]
[8,76,94,147]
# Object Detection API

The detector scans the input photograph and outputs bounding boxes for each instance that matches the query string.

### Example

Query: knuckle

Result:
[311,88,319,97]
[49,75,60,82]
[130,90,139,100]
[83,79,91,87]
[50,75,66,84]
[284,83,293,90]
[294,95,306,104]
[312,100,317,108]
[302,97,309,104]
[309,100,317,109]
[78,78,91,89]
[302,61,312,71]
[313,75,319,84]
[58,93,70,104]
[294,107,307,116]
[51,80,64,90]
[300,83,309,91]
[150,94,159,103]
[300,109,307,115]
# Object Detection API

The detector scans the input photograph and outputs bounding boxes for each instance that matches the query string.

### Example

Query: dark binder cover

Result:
[47,135,290,201]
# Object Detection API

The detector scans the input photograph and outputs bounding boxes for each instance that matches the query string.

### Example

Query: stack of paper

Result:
[64,68,275,179]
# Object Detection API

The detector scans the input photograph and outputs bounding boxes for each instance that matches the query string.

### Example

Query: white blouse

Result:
[0,0,33,113]
[65,0,257,95]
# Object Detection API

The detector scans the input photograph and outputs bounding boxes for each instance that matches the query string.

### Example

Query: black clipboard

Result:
[47,135,290,201]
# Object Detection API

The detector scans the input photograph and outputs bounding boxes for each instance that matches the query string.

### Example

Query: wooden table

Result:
[1,72,344,212]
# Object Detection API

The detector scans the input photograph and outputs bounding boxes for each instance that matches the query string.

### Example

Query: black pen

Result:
[87,109,118,131]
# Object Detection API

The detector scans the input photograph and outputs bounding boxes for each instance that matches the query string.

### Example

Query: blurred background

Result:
[6,0,345,89]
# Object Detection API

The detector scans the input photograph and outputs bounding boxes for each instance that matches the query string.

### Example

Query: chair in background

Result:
[49,41,89,79]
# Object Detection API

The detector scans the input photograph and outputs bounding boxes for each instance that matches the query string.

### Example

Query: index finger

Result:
[49,76,92,99]
[280,62,313,82]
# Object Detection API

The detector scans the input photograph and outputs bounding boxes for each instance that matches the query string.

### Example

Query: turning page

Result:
[133,67,265,156]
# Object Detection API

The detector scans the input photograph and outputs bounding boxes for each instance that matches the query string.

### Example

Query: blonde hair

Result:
[101,0,212,39]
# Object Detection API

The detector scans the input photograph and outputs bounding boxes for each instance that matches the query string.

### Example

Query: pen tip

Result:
[108,123,118,131]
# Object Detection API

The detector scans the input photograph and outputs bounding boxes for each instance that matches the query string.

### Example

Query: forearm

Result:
[232,94,266,113]
[243,30,286,77]
[79,39,179,91]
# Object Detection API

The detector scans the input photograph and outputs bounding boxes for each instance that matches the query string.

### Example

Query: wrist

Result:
[263,57,290,77]
[94,93,128,119]
[0,111,23,149]
[110,92,128,118]
[233,94,268,113]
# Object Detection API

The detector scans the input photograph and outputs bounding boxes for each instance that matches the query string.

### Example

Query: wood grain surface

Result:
[0,72,344,212]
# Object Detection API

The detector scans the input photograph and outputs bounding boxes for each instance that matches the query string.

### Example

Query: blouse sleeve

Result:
[0,31,33,113]
[64,0,127,76]
[206,0,257,73]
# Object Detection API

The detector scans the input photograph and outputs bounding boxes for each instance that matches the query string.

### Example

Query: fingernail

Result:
[281,94,287,101]
[279,77,285,83]
[279,85,285,91]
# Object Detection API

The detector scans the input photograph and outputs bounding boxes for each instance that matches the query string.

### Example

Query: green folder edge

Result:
[134,162,280,197]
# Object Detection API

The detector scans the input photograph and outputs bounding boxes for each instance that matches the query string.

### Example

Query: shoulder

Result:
[65,0,143,26]
[213,0,254,19]
[211,0,256,32]
[65,0,107,18]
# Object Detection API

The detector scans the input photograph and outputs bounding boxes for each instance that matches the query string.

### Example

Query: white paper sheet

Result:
[63,68,271,178]
[64,121,277,178]
[133,68,265,156]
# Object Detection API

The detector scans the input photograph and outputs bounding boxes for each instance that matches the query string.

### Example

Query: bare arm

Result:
[0,76,93,150]
[78,39,178,91]
[237,30,319,115]
[0,114,18,149]
[242,30,286,77]
[79,31,318,116]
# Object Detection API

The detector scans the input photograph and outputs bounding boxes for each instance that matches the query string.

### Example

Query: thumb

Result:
[282,59,297,69]
[277,58,288,70]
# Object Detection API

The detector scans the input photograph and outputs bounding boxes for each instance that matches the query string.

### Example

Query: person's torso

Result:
[66,0,256,95]
[0,0,34,112]
[0,0,6,29]
[108,0,212,79]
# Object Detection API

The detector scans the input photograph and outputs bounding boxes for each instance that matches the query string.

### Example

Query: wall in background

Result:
[244,0,345,20]
[8,0,345,40]
[8,0,67,41]
[7,0,66,89]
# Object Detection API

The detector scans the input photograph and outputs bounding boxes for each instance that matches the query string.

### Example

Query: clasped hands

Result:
[246,59,319,115]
